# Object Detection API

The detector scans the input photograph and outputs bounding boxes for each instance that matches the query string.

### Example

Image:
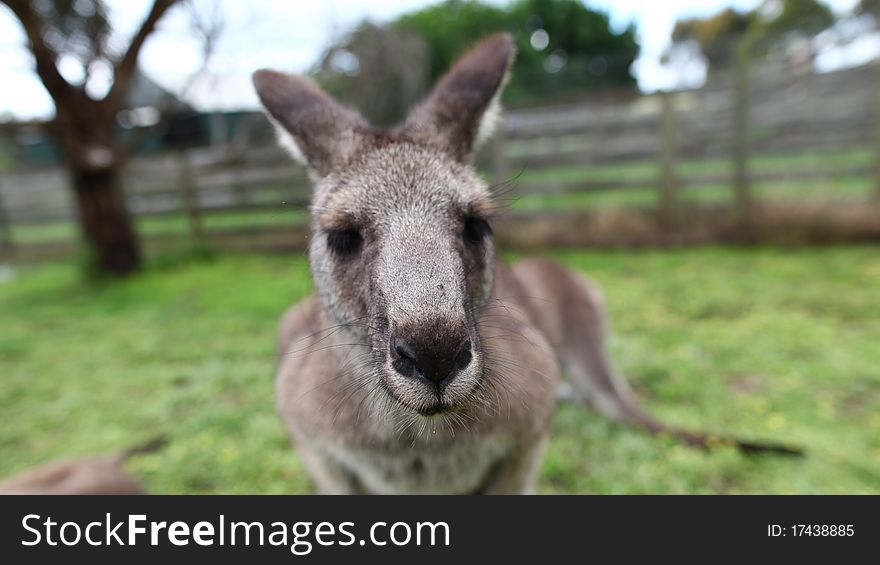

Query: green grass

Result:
[1,247,879,493]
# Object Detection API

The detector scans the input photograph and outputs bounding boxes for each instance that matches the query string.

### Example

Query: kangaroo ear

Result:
[399,33,515,163]
[252,70,368,177]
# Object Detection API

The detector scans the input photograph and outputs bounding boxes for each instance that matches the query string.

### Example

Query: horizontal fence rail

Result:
[1,59,880,255]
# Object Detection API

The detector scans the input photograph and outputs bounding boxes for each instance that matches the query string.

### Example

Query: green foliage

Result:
[858,0,880,18]
[394,0,638,105]
[504,0,639,102]
[763,0,835,39]
[1,247,878,493]
[671,0,837,71]
[317,0,639,110]
[393,0,511,82]
[672,9,755,68]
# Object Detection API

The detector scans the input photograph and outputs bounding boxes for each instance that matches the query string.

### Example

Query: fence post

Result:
[0,179,12,256]
[179,150,203,240]
[659,90,680,228]
[489,125,510,189]
[732,37,752,226]
[874,60,880,202]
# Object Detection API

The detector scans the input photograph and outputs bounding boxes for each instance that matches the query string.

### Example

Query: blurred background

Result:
[0,0,878,494]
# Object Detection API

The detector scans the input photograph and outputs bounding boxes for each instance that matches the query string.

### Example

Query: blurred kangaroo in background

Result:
[255,33,798,495]
[0,437,163,495]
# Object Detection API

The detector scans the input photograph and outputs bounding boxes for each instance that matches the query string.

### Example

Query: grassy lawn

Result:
[1,246,879,494]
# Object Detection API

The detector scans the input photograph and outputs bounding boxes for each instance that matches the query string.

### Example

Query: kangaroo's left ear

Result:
[398,33,515,163]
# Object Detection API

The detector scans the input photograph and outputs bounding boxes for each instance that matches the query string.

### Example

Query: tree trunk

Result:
[72,164,142,275]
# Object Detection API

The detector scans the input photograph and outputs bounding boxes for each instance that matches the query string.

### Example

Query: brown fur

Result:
[0,437,163,495]
[256,34,798,495]
[0,456,145,495]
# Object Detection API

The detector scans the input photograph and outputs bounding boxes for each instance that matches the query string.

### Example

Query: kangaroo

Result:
[0,437,164,495]
[255,33,797,495]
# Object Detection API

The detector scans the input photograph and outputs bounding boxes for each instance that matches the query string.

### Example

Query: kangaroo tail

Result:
[117,435,168,462]
[616,401,802,456]
[511,257,803,457]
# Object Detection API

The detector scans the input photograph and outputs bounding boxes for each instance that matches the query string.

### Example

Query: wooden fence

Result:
[2,58,880,256]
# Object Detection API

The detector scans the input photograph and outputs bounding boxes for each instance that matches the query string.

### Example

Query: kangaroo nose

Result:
[390,334,472,386]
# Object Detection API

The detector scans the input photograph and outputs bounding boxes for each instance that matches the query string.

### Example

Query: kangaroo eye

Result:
[326,228,362,257]
[462,216,492,244]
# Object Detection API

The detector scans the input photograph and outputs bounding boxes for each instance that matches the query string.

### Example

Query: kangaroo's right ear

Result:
[252,70,368,177]
[399,33,515,163]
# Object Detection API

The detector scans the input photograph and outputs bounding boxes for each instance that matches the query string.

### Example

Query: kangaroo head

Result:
[254,34,514,417]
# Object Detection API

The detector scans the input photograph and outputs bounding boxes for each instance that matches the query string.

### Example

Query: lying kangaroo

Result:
[255,34,796,495]
[0,437,163,495]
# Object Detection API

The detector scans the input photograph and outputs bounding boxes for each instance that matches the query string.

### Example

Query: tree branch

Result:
[1,0,75,107]
[116,1,224,159]
[108,0,181,104]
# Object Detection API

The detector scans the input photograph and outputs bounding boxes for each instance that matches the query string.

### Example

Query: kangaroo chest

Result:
[327,437,510,495]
